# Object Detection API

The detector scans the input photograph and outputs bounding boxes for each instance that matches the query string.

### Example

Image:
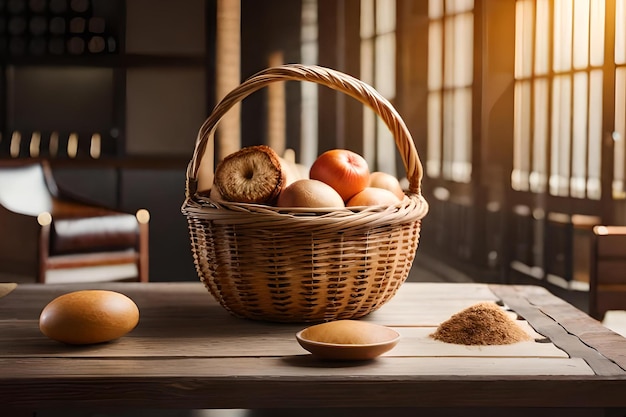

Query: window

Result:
[427,0,474,183]
[361,0,397,174]
[513,0,605,200]
[299,0,319,168]
[614,0,626,199]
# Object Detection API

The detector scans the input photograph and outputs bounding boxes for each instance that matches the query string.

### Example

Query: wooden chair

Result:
[589,225,626,320]
[0,161,149,283]
[544,212,600,290]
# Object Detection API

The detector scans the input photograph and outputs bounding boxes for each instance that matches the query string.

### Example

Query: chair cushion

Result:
[49,199,139,256]
[0,163,53,215]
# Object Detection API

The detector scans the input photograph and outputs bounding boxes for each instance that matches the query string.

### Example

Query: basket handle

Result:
[186,64,424,198]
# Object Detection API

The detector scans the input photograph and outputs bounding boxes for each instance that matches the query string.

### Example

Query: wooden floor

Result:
[408,252,474,283]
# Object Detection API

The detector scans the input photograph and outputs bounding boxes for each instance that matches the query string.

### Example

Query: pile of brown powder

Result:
[430,302,532,345]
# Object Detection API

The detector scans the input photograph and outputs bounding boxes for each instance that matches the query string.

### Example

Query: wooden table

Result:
[1,282,625,416]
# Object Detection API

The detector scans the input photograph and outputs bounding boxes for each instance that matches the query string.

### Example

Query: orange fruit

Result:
[309,149,370,201]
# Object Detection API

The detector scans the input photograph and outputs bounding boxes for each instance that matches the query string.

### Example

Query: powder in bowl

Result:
[296,320,400,360]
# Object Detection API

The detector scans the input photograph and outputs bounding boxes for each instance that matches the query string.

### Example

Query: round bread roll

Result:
[39,290,139,345]
[213,145,286,204]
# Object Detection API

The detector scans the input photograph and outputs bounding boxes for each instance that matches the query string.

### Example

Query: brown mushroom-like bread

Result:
[213,145,286,204]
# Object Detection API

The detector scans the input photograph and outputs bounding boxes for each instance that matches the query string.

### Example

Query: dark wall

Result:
[240,0,303,154]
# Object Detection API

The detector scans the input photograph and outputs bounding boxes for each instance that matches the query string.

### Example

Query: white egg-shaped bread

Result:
[39,290,139,345]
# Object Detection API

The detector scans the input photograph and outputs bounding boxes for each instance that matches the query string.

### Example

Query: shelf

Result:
[0,54,208,68]
[0,156,191,170]
[1,0,209,163]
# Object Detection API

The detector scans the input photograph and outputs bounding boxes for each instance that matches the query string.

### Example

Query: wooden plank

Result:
[2,377,624,411]
[392,282,500,301]
[490,284,626,375]
[0,357,606,410]
[0,319,304,358]
[506,284,626,370]
[0,282,502,328]
[0,356,594,379]
[367,299,507,327]
[368,282,501,325]
[0,322,566,360]
[0,282,214,320]
[389,327,568,358]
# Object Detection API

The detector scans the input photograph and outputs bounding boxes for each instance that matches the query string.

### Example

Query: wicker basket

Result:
[182,64,428,323]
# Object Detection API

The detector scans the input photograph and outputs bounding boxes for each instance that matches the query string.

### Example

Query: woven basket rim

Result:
[182,192,428,229]
[184,63,425,202]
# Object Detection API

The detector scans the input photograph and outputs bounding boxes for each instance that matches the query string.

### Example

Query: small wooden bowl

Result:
[296,320,400,360]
